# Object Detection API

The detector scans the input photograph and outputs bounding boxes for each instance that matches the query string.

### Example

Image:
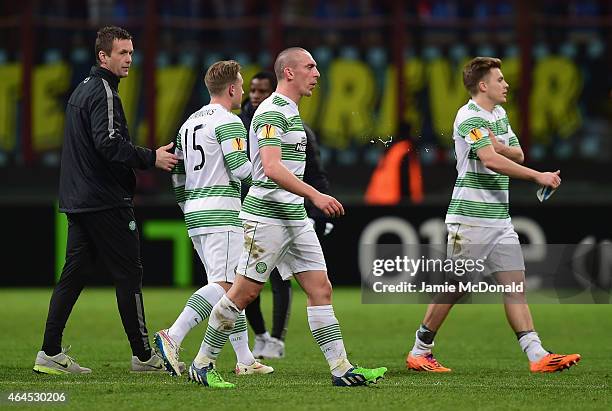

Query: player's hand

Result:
[487,128,504,152]
[311,193,344,218]
[155,142,179,171]
[535,170,561,189]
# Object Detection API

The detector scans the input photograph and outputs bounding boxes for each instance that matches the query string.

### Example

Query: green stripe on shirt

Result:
[184,209,241,229]
[455,172,509,190]
[185,184,241,200]
[258,137,282,148]
[174,185,186,203]
[224,151,249,170]
[287,115,305,132]
[457,116,509,137]
[272,96,290,106]
[242,195,307,221]
[447,199,509,219]
[472,137,492,151]
[215,122,247,143]
[281,143,306,161]
[172,160,186,175]
[252,111,289,133]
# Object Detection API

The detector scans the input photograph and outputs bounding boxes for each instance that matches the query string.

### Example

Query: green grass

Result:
[1,288,610,410]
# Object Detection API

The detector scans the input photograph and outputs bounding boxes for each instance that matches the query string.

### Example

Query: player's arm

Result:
[487,128,524,164]
[171,130,187,212]
[216,122,252,185]
[476,145,560,188]
[260,145,344,218]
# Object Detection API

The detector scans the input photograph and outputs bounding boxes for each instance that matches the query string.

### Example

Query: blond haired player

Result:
[154,61,272,388]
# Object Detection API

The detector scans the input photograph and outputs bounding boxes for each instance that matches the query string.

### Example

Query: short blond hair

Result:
[204,60,241,96]
[463,57,502,95]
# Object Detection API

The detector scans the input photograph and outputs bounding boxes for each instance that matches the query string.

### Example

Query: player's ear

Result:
[229,84,235,97]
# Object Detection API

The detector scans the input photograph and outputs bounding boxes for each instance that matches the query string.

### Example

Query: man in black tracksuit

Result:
[240,72,332,359]
[33,26,177,374]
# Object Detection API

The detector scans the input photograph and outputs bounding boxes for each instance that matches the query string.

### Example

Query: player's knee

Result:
[308,278,332,304]
[432,288,465,304]
[113,264,143,288]
[209,295,241,331]
[321,279,333,299]
[239,286,261,307]
[503,291,526,304]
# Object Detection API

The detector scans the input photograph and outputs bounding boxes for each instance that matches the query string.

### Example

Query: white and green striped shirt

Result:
[445,99,520,227]
[240,92,308,226]
[172,104,252,236]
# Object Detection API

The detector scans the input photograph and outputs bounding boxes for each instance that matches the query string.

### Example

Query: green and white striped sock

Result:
[229,311,255,365]
[168,283,224,345]
[196,295,240,366]
[308,305,352,377]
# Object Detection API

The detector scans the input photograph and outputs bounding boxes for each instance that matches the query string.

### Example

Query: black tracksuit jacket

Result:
[59,66,156,213]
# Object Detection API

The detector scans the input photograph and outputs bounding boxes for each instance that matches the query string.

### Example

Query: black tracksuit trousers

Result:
[41,207,151,360]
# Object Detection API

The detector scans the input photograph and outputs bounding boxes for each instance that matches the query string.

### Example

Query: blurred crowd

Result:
[0,0,609,202]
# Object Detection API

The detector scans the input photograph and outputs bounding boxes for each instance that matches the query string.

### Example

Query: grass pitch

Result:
[0,288,610,410]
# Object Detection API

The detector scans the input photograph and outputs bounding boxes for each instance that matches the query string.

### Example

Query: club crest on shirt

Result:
[256,261,268,274]
[468,128,484,143]
[232,138,245,151]
[258,124,277,139]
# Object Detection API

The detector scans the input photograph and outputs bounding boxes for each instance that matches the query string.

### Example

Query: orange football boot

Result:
[406,352,451,372]
[530,353,581,373]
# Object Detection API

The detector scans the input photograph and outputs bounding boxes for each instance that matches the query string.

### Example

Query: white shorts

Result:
[446,223,525,275]
[236,220,327,283]
[192,231,242,283]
